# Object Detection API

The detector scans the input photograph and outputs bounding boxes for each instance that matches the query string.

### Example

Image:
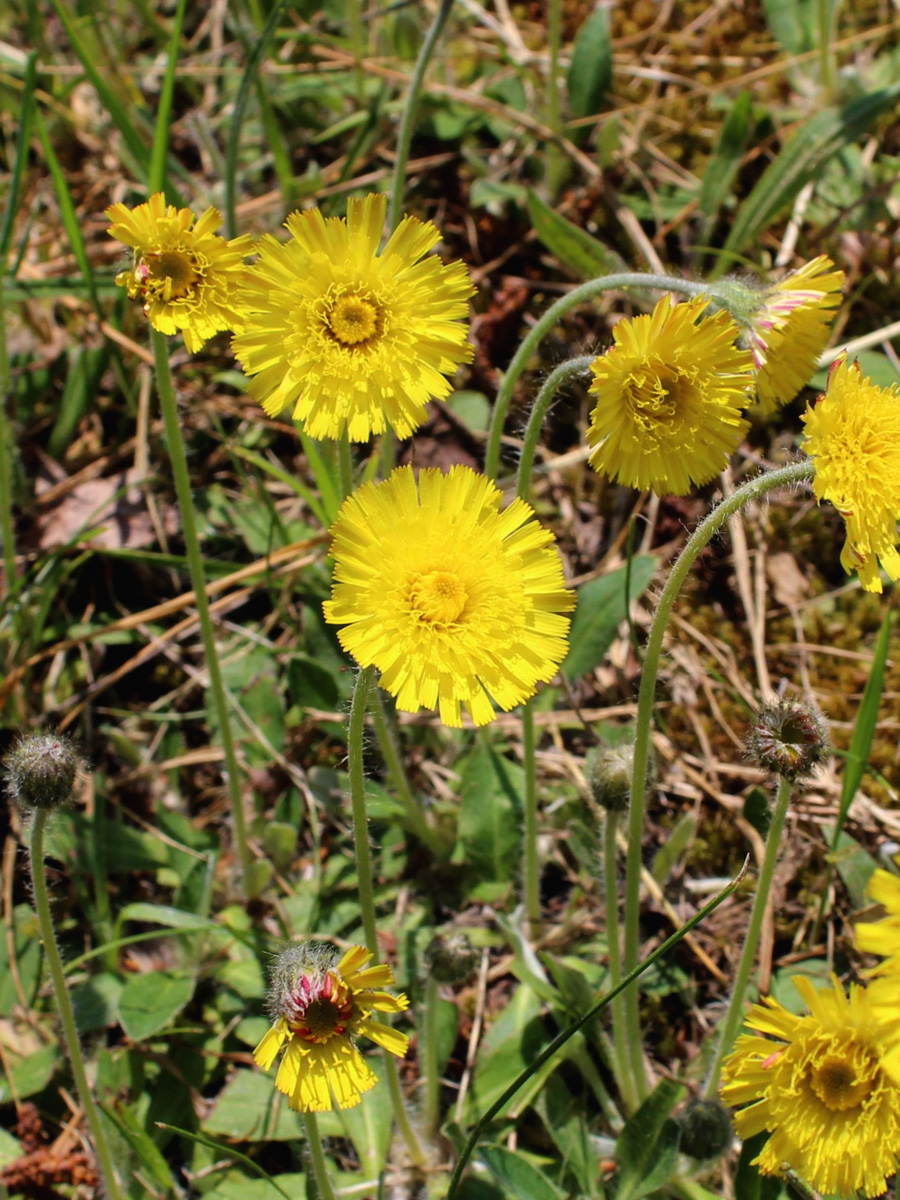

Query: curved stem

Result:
[30,810,125,1200]
[621,460,814,1103]
[346,666,426,1166]
[303,1113,336,1200]
[485,273,709,479]
[522,703,539,937]
[702,774,793,1099]
[152,332,252,892]
[516,357,593,500]
[388,0,455,233]
[604,808,635,1112]
[337,434,353,503]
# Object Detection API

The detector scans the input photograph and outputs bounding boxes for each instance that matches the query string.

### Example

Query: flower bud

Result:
[3,733,85,810]
[585,743,634,813]
[677,1097,733,1160]
[424,931,479,985]
[745,697,830,781]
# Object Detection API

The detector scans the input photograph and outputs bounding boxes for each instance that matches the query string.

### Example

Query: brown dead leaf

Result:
[767,551,809,607]
[35,464,177,551]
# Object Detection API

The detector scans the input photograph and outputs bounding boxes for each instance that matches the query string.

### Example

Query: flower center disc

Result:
[303,996,346,1039]
[409,571,467,626]
[625,364,683,425]
[328,294,380,345]
[810,1054,873,1111]
[145,250,199,300]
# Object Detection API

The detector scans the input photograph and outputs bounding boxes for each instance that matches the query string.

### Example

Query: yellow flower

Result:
[106,193,253,353]
[231,193,473,441]
[857,869,900,967]
[253,943,408,1113]
[586,295,752,495]
[744,256,845,414]
[322,465,575,727]
[801,356,900,593]
[720,975,900,1197]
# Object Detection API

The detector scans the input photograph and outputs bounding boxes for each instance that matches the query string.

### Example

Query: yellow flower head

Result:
[801,356,900,593]
[720,975,900,1197]
[743,256,845,415]
[253,943,408,1113]
[586,295,752,495]
[105,193,253,353]
[231,193,474,441]
[322,465,575,727]
[857,869,900,968]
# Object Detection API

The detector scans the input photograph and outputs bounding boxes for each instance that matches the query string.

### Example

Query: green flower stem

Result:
[515,357,593,501]
[152,331,252,891]
[0,283,17,601]
[485,274,709,479]
[346,666,426,1166]
[522,703,540,937]
[29,809,125,1200]
[337,433,353,502]
[388,0,455,233]
[303,1113,336,1200]
[604,808,636,1112]
[446,864,745,1200]
[370,700,446,857]
[701,773,794,1099]
[622,461,815,1104]
[423,974,441,1136]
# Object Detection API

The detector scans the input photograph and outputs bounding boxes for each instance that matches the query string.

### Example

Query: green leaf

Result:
[718,86,900,267]
[117,903,217,930]
[467,984,544,1117]
[72,973,124,1032]
[614,1077,684,1200]
[202,1069,305,1141]
[480,1145,564,1200]
[830,829,877,909]
[699,90,752,216]
[101,1101,180,1194]
[762,0,816,54]
[206,1174,306,1200]
[809,350,900,391]
[566,6,612,119]
[527,190,625,280]
[0,905,42,1014]
[0,1126,22,1169]
[538,1075,601,1197]
[333,1074,393,1177]
[562,557,657,683]
[651,813,696,884]
[456,740,522,886]
[836,609,890,831]
[288,654,340,710]
[0,1042,58,1101]
[117,970,195,1041]
[769,958,830,1014]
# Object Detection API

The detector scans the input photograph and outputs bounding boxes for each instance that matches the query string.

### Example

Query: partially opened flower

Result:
[801,356,900,593]
[720,975,900,1197]
[253,943,408,1113]
[106,193,253,352]
[232,193,473,441]
[322,465,574,727]
[586,295,752,495]
[735,256,845,414]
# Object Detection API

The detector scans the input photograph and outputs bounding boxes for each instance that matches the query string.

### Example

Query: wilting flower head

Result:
[253,943,408,1112]
[106,193,253,352]
[231,193,473,441]
[802,356,900,593]
[322,465,575,726]
[744,696,830,781]
[720,975,900,1197]
[717,256,845,415]
[586,295,752,495]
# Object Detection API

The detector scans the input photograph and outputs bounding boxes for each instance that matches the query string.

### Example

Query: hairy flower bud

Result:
[3,733,85,810]
[585,743,634,813]
[745,697,830,781]
[424,931,479,984]
[677,1097,733,1160]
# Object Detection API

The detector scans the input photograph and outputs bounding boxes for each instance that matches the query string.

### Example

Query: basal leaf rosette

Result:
[232,193,474,441]
[323,465,575,727]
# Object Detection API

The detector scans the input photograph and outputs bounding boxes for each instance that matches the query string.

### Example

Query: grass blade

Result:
[0,51,37,264]
[148,0,189,196]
